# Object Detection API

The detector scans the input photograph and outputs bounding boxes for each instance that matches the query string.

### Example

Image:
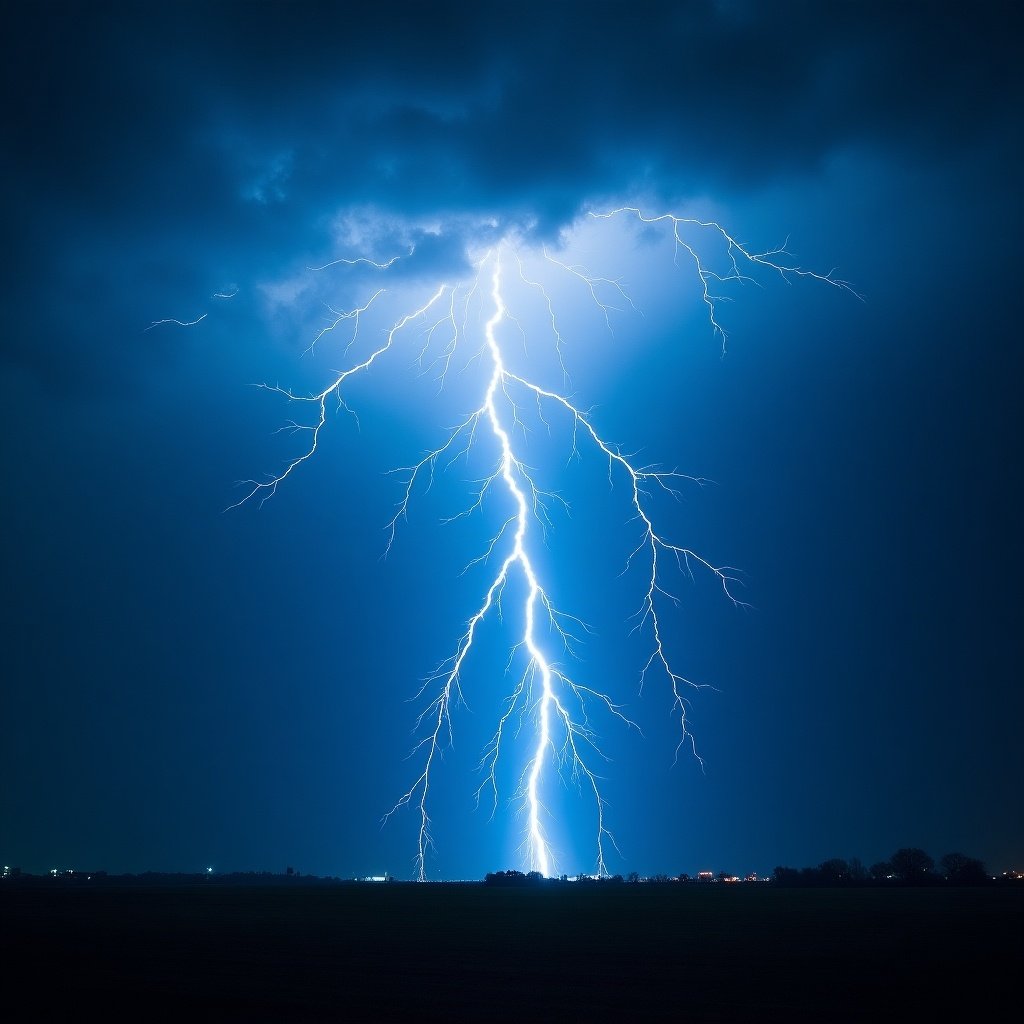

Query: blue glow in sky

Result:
[1,1,1021,880]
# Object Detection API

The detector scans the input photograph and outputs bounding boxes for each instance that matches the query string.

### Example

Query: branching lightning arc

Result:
[216,206,852,880]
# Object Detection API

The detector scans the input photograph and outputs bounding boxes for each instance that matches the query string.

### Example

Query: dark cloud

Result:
[1,1,1020,391]
[10,2,1018,195]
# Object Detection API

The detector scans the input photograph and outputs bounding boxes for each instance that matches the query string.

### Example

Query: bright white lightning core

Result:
[227,207,852,880]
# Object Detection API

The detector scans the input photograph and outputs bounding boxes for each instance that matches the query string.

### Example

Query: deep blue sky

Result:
[2,1,1021,880]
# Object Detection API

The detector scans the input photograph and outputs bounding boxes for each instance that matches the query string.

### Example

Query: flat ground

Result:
[2,883,1020,1021]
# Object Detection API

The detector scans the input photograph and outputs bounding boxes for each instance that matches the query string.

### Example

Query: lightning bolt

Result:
[231,206,853,880]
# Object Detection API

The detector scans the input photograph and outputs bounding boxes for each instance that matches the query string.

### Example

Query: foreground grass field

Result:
[3,883,1020,1020]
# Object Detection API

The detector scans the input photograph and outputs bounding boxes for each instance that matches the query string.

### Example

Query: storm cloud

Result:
[2,1,1018,390]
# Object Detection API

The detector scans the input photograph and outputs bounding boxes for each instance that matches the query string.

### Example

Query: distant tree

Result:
[940,852,988,884]
[848,858,867,882]
[817,858,851,885]
[773,866,800,886]
[869,861,892,882]
[889,848,935,883]
[627,871,640,884]
[609,874,624,884]
[649,874,671,884]
[286,866,294,876]
[677,873,692,883]
[486,869,530,886]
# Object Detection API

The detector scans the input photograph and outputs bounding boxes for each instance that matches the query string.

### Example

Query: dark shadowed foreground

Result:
[3,883,1020,1021]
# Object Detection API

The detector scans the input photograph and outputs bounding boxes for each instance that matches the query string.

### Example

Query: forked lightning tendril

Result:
[228,207,852,879]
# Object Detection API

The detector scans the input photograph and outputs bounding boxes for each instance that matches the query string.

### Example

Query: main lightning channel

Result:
[386,249,608,879]
[229,206,850,880]
[482,254,554,878]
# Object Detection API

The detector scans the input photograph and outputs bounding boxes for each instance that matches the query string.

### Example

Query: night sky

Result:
[2,1,1021,881]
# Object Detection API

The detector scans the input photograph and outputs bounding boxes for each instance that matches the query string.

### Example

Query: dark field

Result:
[3,883,1020,1021]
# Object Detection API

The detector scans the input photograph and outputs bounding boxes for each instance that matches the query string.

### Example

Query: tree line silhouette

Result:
[772,848,991,887]
[483,849,998,887]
